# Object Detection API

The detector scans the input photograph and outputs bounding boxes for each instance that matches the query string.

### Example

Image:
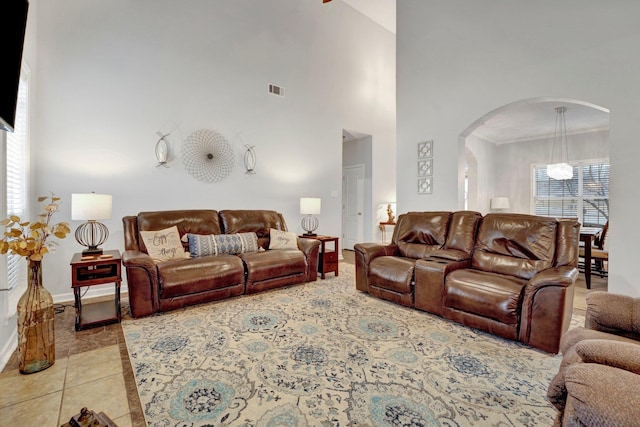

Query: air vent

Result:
[268,83,285,97]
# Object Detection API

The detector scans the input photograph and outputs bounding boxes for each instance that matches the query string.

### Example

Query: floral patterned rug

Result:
[122,264,580,426]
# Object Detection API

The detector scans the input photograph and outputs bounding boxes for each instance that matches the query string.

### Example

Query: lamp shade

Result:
[547,163,573,180]
[490,197,510,210]
[300,197,321,215]
[71,193,112,220]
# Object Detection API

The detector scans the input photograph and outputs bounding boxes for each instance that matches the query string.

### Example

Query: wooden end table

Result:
[300,235,339,279]
[70,249,122,331]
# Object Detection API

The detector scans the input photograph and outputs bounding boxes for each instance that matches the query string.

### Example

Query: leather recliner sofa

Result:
[122,209,320,318]
[355,211,580,353]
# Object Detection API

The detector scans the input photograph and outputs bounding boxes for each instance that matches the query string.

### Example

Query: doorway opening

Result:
[342,129,372,250]
[461,97,609,216]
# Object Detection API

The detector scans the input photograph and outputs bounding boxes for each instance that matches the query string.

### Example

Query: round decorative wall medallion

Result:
[182,129,234,183]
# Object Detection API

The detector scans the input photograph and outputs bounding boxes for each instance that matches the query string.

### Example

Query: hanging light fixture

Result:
[547,106,573,180]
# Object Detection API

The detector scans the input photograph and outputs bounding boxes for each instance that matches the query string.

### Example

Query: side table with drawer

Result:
[300,235,339,279]
[70,249,122,331]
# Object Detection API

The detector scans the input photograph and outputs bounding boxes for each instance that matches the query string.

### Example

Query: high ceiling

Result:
[341,0,396,34]
[337,2,610,145]
[470,100,610,145]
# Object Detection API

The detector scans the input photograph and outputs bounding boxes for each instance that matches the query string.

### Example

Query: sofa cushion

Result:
[269,229,298,250]
[186,232,259,256]
[472,213,557,280]
[139,226,190,263]
[393,211,451,258]
[157,255,245,298]
[137,210,221,253]
[442,210,482,256]
[239,249,306,282]
[219,210,287,249]
[369,256,416,294]
[444,269,527,325]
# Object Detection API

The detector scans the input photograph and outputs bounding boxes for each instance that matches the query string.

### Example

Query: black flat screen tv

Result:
[0,0,29,133]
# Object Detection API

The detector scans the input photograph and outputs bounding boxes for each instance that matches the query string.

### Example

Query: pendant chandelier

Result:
[547,106,573,180]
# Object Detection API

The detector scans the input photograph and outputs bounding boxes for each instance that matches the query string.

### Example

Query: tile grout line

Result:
[57,355,70,427]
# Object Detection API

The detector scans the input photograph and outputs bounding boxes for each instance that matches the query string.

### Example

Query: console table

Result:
[379,221,396,243]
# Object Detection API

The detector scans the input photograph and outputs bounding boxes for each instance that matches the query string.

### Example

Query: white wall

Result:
[397,0,640,296]
[28,0,395,303]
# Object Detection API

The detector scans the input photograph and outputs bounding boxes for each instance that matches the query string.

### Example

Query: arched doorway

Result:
[460,97,609,217]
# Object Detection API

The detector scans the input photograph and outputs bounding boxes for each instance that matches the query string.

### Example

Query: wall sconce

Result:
[244,144,256,174]
[300,197,321,236]
[490,197,510,211]
[155,131,170,167]
[71,193,112,254]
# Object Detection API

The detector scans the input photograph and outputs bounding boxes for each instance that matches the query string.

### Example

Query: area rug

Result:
[123,264,581,426]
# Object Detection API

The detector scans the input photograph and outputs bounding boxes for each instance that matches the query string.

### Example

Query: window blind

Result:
[5,71,28,294]
[533,160,609,226]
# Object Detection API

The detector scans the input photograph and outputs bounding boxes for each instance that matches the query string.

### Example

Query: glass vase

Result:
[16,259,55,374]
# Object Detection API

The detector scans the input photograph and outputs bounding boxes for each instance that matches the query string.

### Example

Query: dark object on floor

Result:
[61,407,118,427]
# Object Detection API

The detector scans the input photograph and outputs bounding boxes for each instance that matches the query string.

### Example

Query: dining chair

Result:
[579,221,608,278]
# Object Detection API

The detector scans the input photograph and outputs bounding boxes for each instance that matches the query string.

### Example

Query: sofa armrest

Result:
[297,237,321,282]
[122,250,159,318]
[575,339,640,375]
[122,249,156,270]
[519,266,578,353]
[354,243,398,264]
[585,291,640,340]
[354,243,399,292]
[526,265,578,290]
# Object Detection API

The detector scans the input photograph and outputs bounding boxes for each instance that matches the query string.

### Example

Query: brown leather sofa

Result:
[122,209,320,318]
[355,212,580,353]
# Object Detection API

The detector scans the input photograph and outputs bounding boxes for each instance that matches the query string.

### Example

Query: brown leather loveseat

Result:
[122,209,320,318]
[355,211,580,353]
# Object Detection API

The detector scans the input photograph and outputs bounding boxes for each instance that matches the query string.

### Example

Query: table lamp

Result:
[490,197,510,211]
[300,197,321,236]
[72,193,112,254]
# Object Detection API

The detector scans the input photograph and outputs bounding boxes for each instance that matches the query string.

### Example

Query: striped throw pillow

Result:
[186,232,259,257]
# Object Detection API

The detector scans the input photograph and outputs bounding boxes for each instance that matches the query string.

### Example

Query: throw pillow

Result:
[187,232,259,257]
[139,226,190,263]
[269,228,298,250]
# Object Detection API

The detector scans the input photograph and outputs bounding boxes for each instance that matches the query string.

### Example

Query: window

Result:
[2,67,29,308]
[533,160,609,227]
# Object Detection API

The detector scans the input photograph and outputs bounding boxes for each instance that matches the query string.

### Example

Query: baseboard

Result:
[0,327,17,373]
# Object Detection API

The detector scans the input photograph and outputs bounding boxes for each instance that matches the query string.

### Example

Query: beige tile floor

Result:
[0,295,144,426]
[0,253,607,426]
